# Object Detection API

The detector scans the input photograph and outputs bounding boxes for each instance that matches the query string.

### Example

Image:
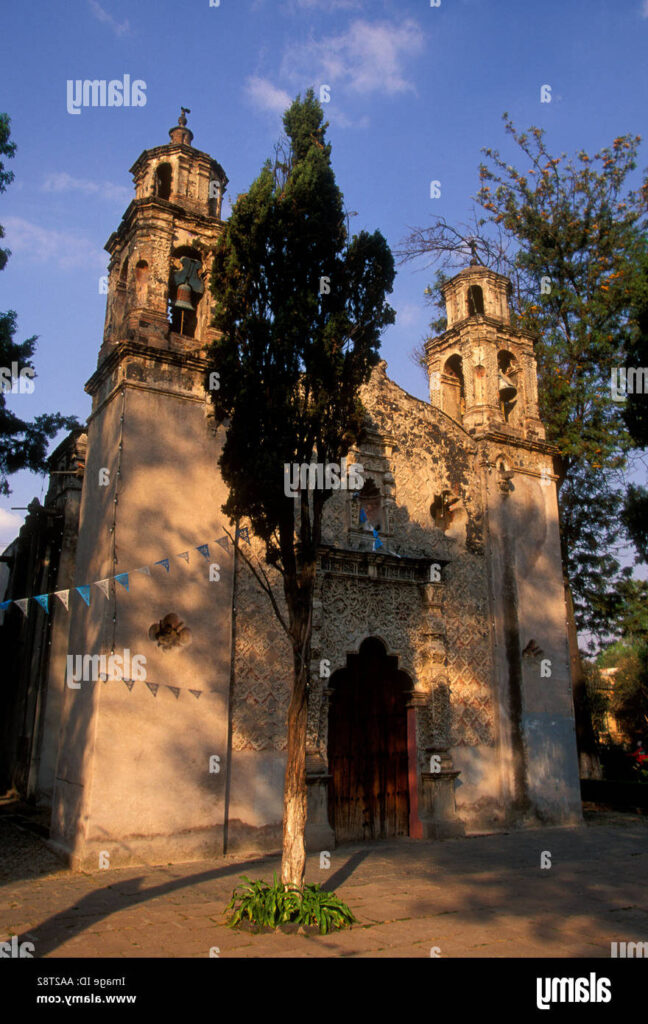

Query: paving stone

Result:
[1,813,647,958]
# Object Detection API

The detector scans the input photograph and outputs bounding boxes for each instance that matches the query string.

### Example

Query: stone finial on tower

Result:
[169,107,194,147]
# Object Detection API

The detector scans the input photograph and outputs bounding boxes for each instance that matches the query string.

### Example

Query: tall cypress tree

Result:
[205,91,395,888]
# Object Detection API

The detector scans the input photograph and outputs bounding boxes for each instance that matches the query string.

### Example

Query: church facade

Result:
[0,117,582,869]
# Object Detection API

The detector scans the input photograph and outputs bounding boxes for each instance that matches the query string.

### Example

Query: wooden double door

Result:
[328,638,411,842]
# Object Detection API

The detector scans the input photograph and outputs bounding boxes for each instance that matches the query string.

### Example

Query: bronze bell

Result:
[174,282,194,311]
[498,371,517,404]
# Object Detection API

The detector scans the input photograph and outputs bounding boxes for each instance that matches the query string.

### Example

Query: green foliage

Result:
[225,874,357,935]
[0,116,78,494]
[599,639,648,742]
[623,484,648,563]
[0,113,17,272]
[583,660,610,739]
[206,90,395,568]
[476,119,648,639]
[205,90,395,889]
[621,248,648,562]
[401,114,648,644]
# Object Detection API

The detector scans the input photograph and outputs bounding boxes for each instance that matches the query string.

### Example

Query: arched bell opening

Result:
[135,259,149,306]
[155,162,172,200]
[327,637,415,842]
[498,349,519,424]
[168,246,203,337]
[442,353,465,423]
[467,284,484,317]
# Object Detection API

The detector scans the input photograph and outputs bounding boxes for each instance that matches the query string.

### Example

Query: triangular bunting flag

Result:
[34,594,49,613]
[76,586,91,606]
[196,544,210,559]
[54,590,70,610]
[176,551,190,562]
[146,682,159,697]
[236,526,250,545]
[15,598,29,616]
[167,686,181,699]
[95,579,111,599]
[215,536,230,553]
[123,679,135,692]
[1,600,12,611]
[189,689,202,699]
[135,566,151,576]
[154,559,170,573]
[114,573,129,591]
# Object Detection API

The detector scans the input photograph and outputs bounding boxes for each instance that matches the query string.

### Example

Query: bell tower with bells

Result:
[100,107,228,358]
[50,112,237,869]
[423,264,579,829]
[425,263,546,442]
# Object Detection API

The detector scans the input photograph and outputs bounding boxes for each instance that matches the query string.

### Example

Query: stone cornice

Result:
[105,197,223,252]
[318,545,449,583]
[425,316,537,349]
[483,429,560,456]
[85,339,208,397]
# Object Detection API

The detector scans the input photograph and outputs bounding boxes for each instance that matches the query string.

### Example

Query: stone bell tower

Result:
[101,108,228,358]
[425,264,582,827]
[50,113,238,868]
[425,264,545,441]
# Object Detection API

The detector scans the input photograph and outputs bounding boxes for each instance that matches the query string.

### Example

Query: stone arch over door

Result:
[327,637,416,842]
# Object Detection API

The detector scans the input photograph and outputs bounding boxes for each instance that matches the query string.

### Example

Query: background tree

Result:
[600,641,648,747]
[399,115,648,647]
[622,246,648,560]
[205,91,395,889]
[0,113,78,495]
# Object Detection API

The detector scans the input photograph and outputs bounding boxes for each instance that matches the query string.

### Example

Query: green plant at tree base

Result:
[225,874,356,935]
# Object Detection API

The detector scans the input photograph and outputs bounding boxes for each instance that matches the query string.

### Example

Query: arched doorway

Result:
[328,637,412,842]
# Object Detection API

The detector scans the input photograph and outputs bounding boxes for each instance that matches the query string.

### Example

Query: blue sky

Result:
[1,0,647,548]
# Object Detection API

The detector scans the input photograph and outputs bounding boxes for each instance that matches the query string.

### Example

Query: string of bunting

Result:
[94,674,206,701]
[0,525,251,618]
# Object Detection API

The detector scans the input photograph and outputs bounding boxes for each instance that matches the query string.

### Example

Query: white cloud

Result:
[88,0,130,36]
[281,18,424,97]
[245,76,293,114]
[3,217,107,270]
[642,0,648,15]
[42,172,131,205]
[0,509,24,555]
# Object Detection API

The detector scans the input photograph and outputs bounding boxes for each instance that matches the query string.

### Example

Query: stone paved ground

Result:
[1,806,647,958]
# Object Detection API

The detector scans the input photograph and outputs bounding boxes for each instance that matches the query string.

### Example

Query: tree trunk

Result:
[281,621,310,889]
[564,582,602,780]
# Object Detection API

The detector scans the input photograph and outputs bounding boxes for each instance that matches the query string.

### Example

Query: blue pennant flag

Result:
[215,536,230,552]
[0,600,11,611]
[154,559,170,573]
[359,507,368,524]
[34,594,49,613]
[372,528,383,551]
[114,573,129,591]
[196,544,210,559]
[236,526,250,545]
[76,586,91,606]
